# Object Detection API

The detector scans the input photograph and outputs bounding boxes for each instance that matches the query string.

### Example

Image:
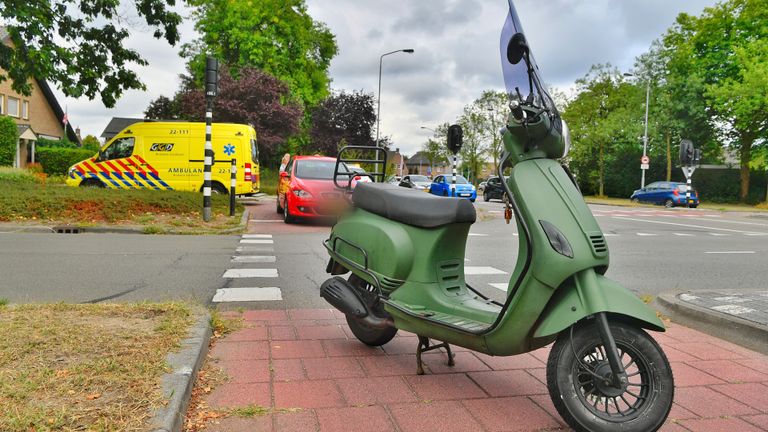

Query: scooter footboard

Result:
[532,269,665,340]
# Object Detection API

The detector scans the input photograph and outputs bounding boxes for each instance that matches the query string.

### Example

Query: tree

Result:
[421,138,448,174]
[0,0,182,108]
[465,90,508,173]
[184,0,338,108]
[457,106,490,183]
[663,0,768,201]
[0,115,17,166]
[144,95,181,120]
[308,90,376,156]
[81,134,101,152]
[562,64,644,196]
[178,67,303,165]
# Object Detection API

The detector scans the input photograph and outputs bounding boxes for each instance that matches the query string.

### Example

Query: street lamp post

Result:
[624,73,651,189]
[376,49,415,148]
[420,126,437,176]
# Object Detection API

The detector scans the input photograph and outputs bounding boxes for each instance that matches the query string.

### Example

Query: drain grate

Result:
[53,226,81,234]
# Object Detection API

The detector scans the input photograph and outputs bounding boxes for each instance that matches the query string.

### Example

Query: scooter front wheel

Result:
[546,320,673,432]
[345,275,398,346]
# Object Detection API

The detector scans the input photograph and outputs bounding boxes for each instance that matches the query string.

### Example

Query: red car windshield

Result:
[294,160,345,180]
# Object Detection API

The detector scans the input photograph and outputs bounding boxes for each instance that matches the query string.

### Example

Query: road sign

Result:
[641,155,649,164]
[641,163,649,170]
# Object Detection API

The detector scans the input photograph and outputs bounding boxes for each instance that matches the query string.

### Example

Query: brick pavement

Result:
[192,309,768,432]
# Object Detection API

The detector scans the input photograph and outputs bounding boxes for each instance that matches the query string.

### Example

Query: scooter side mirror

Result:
[447,124,463,155]
[507,32,529,65]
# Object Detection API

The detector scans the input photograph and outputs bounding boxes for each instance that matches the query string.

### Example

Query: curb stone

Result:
[149,311,212,432]
[0,208,249,236]
[654,292,768,355]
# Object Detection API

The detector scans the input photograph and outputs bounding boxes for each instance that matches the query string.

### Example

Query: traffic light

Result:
[679,139,694,165]
[205,57,219,98]
[694,148,702,164]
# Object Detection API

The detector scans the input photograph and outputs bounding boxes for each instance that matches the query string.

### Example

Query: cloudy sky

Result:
[55,0,718,157]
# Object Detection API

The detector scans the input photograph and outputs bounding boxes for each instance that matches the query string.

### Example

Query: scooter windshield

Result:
[500,0,558,117]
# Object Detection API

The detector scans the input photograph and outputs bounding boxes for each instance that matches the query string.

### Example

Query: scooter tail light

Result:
[244,163,252,182]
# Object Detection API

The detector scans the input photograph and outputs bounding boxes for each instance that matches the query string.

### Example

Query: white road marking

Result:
[673,233,694,236]
[223,268,279,278]
[705,251,755,254]
[712,296,750,303]
[709,233,729,236]
[745,233,768,236]
[679,293,699,301]
[468,233,489,237]
[212,287,282,302]
[613,216,764,235]
[242,234,273,239]
[636,233,657,236]
[236,246,274,252]
[465,266,508,275]
[661,215,768,227]
[240,239,274,244]
[711,304,756,315]
[489,283,509,291]
[603,233,618,237]
[231,255,277,263]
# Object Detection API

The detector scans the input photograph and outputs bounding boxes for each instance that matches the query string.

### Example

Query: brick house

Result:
[1,26,79,168]
[405,151,449,177]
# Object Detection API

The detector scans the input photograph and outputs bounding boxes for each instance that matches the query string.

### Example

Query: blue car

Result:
[630,181,699,208]
[428,174,477,202]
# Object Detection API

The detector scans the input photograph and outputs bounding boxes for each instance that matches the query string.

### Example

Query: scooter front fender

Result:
[532,269,664,340]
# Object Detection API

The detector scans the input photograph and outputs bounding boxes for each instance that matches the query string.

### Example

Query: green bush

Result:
[36,137,78,148]
[0,115,18,166]
[0,167,38,183]
[36,147,96,175]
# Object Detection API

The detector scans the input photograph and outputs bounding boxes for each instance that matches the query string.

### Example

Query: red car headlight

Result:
[292,189,313,198]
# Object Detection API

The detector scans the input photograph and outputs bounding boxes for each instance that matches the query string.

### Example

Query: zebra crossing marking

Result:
[231,255,277,263]
[489,283,509,291]
[213,287,282,302]
[223,268,279,278]
[464,266,508,275]
[240,239,274,244]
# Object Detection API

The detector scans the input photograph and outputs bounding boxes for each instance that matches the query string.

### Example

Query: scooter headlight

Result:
[561,120,572,158]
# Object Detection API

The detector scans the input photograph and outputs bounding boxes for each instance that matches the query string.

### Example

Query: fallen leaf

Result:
[86,393,101,400]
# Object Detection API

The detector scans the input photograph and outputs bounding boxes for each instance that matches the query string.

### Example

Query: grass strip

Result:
[0,180,244,230]
[0,303,196,431]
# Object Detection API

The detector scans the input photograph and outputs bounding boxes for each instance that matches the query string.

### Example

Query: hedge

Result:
[0,115,18,166]
[36,147,96,175]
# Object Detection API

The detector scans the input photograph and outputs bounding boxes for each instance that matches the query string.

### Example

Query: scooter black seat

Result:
[352,182,476,228]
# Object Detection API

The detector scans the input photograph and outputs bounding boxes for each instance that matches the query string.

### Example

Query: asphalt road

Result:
[0,233,237,303]
[1,197,766,308]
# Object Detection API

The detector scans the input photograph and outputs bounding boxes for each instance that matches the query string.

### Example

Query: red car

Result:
[277,156,349,223]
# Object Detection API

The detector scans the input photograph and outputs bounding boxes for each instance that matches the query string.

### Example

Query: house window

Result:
[22,101,29,119]
[7,97,19,117]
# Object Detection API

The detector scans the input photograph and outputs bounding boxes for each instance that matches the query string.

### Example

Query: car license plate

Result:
[459,193,470,197]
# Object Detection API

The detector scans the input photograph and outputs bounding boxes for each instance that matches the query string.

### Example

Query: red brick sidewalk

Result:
[192,309,768,432]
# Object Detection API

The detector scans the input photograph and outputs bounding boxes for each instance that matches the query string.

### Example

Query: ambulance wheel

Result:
[211,183,228,195]
[80,179,105,188]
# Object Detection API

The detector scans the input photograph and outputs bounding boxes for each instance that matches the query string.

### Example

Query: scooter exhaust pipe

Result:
[320,276,393,329]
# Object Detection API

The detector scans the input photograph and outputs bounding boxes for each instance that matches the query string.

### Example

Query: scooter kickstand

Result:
[416,336,455,375]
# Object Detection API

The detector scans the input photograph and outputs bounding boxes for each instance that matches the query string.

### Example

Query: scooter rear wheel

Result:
[546,320,673,432]
[346,275,398,346]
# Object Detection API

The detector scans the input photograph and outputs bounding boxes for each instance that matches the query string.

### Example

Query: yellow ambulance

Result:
[66,122,260,194]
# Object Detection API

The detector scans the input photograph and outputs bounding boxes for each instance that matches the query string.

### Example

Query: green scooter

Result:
[320,2,674,431]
